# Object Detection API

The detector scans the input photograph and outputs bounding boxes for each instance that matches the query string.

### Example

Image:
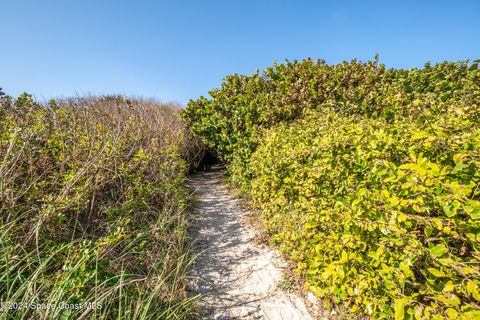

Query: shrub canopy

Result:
[183,58,480,319]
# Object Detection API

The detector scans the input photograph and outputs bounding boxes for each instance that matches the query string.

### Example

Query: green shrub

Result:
[250,109,479,319]
[183,58,480,188]
[0,94,199,319]
[183,58,480,319]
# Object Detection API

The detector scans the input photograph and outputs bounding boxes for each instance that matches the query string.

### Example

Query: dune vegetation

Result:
[0,93,201,319]
[183,58,480,319]
[1,57,479,320]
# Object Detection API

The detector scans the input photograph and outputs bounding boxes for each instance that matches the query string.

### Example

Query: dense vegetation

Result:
[183,58,480,319]
[0,93,200,319]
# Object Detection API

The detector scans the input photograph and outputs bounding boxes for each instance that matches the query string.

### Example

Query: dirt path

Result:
[187,167,313,319]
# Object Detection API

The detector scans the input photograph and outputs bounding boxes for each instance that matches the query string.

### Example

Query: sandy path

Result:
[187,167,313,320]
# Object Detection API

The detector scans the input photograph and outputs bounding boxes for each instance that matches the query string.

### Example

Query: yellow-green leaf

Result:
[394,298,406,320]
[429,243,448,257]
[428,268,446,277]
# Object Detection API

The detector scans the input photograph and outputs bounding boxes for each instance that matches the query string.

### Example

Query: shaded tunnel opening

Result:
[192,148,222,173]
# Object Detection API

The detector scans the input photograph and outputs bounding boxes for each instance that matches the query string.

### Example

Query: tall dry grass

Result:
[0,93,200,319]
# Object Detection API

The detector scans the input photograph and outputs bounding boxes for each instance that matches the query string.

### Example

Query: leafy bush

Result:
[0,93,199,319]
[183,58,480,187]
[183,58,480,319]
[251,110,479,319]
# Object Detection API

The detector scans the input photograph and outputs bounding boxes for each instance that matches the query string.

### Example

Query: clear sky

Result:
[1,0,479,104]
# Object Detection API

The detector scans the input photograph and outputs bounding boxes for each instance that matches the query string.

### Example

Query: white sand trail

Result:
[187,167,313,320]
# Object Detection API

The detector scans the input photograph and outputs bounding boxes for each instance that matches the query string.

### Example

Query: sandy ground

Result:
[187,166,314,320]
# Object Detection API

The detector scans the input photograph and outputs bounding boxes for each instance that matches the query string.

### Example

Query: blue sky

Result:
[1,0,479,104]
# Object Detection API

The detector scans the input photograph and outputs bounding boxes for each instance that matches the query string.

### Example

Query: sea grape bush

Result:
[0,93,199,319]
[183,58,480,188]
[183,58,480,319]
[251,111,479,319]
